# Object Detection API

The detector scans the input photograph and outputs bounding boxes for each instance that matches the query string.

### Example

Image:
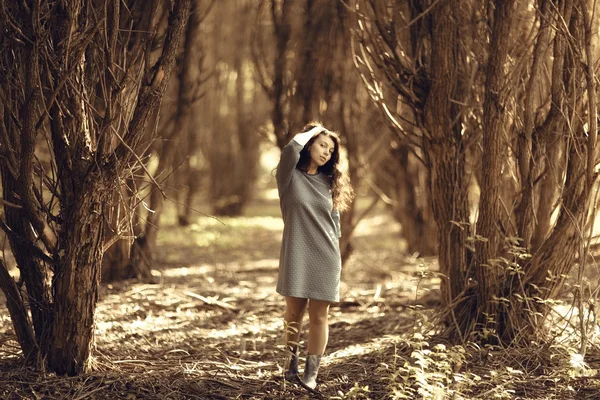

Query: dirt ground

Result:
[1,195,600,399]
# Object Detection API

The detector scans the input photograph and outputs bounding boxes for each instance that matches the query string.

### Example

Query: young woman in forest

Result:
[275,122,354,391]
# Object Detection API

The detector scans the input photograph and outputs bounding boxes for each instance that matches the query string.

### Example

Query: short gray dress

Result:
[275,131,342,303]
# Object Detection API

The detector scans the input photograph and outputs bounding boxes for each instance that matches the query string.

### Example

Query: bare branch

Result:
[113,0,192,163]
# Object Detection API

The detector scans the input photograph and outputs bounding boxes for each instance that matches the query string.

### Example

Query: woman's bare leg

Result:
[283,296,308,378]
[307,299,330,355]
[297,299,331,389]
[284,296,308,347]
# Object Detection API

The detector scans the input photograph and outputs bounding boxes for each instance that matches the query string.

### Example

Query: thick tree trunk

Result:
[47,178,108,375]
[425,143,470,322]
[422,0,470,321]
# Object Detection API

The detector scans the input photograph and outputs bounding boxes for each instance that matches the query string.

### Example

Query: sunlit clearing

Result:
[157,264,214,277]
[190,216,283,231]
[182,360,274,377]
[547,303,600,345]
[327,336,399,363]
[205,319,282,340]
[237,258,279,271]
[353,214,400,237]
[96,312,186,335]
[553,303,574,319]
[570,352,586,369]
[261,188,279,201]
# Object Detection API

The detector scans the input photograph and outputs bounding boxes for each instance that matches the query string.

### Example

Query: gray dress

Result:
[276,132,342,302]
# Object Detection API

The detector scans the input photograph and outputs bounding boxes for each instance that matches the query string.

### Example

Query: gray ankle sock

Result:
[301,354,321,389]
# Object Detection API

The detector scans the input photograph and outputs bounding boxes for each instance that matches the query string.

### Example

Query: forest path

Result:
[1,197,598,399]
[89,197,436,399]
[0,196,432,399]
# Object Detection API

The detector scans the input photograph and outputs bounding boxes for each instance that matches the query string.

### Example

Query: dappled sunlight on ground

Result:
[2,197,599,399]
[157,264,215,278]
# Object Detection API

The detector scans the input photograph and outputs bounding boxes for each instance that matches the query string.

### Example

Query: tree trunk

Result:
[102,237,132,282]
[0,0,190,375]
[208,2,260,216]
[2,170,54,358]
[176,0,206,226]
[422,0,470,320]
[514,0,554,249]
[271,0,292,147]
[339,95,359,264]
[47,178,109,375]
[102,186,135,282]
[0,259,38,364]
[234,3,259,215]
[355,0,598,345]
[471,0,516,332]
[393,145,438,256]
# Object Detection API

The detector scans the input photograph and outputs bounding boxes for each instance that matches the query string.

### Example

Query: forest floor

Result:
[2,193,600,399]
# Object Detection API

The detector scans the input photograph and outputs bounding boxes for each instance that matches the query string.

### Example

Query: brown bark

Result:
[233,1,259,215]
[339,94,359,263]
[5,39,55,353]
[528,4,588,296]
[207,1,260,216]
[532,0,572,250]
[473,0,516,324]
[47,178,109,375]
[102,185,135,282]
[0,259,38,364]
[393,145,437,256]
[2,171,54,355]
[177,1,208,226]
[514,0,554,249]
[422,0,470,314]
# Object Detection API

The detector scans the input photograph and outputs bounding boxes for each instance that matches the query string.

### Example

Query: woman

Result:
[275,122,354,391]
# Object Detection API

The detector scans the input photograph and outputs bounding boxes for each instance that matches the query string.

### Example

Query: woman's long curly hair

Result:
[296,122,355,212]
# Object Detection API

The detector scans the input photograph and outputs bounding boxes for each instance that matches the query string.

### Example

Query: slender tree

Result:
[253,0,294,146]
[205,0,264,216]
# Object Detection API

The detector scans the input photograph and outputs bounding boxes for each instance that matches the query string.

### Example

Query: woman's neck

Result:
[307,162,318,175]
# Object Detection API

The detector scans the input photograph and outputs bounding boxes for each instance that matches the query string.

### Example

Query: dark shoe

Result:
[284,345,299,381]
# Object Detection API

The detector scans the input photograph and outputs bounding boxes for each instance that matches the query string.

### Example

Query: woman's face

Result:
[310,134,336,168]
